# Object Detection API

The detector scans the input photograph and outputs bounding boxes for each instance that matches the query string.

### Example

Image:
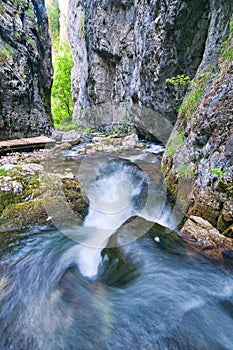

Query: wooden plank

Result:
[0,136,55,154]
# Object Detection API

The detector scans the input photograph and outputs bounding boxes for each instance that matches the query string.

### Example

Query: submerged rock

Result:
[98,215,185,286]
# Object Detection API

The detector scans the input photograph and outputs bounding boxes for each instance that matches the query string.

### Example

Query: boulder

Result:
[179,216,233,252]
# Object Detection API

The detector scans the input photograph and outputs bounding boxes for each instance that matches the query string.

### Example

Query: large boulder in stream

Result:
[98,216,184,287]
[99,215,233,277]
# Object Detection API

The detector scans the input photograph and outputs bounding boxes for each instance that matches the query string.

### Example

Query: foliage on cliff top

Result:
[47,0,60,44]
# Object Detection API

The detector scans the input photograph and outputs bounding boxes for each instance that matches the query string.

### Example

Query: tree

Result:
[47,0,60,44]
[51,42,74,126]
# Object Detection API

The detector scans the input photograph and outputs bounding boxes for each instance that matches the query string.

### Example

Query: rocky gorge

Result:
[0,1,233,346]
[0,0,232,251]
[68,0,232,243]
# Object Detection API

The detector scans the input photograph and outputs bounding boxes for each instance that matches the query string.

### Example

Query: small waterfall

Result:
[62,146,168,279]
[77,158,149,277]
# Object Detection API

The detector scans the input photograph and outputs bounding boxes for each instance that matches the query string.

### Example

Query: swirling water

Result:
[0,147,233,350]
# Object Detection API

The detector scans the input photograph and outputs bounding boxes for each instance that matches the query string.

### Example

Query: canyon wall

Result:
[68,0,233,233]
[162,25,233,236]
[68,0,230,138]
[0,0,53,140]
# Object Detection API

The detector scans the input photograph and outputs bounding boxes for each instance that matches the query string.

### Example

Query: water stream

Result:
[0,145,233,350]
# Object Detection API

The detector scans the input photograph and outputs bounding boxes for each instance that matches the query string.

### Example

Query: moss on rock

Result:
[0,164,89,230]
[0,199,48,229]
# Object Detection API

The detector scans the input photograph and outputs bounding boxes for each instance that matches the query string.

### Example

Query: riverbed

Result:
[0,143,233,350]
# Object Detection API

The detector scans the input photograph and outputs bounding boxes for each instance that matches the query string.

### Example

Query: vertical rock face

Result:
[58,0,69,42]
[162,57,233,236]
[68,0,212,133]
[0,0,53,141]
[162,2,233,236]
[68,0,233,234]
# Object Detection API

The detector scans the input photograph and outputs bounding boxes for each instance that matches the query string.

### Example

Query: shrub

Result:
[179,70,212,120]
[210,168,227,177]
[166,74,191,86]
[0,169,8,176]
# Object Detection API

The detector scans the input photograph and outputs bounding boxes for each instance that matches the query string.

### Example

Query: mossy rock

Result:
[164,173,178,200]
[0,199,48,229]
[0,188,22,214]
[61,178,89,220]
[0,178,89,230]
[0,170,41,215]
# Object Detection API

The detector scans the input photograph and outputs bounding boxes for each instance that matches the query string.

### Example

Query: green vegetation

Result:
[0,2,4,13]
[0,43,15,63]
[79,13,86,36]
[179,70,212,121]
[0,49,9,62]
[25,35,35,48]
[57,121,81,132]
[220,20,233,61]
[221,46,233,60]
[105,120,134,136]
[210,168,227,177]
[166,131,184,156]
[25,7,34,18]
[51,42,74,127]
[166,74,191,86]
[47,0,74,128]
[0,169,8,176]
[225,183,233,196]
[56,119,93,133]
[13,0,20,10]
[47,0,60,45]
[176,164,194,177]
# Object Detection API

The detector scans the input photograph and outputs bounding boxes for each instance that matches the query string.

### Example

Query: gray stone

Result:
[57,143,73,151]
[0,0,53,141]
[68,0,221,140]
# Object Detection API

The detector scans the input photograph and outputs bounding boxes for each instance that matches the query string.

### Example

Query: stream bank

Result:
[0,130,232,262]
[0,131,144,231]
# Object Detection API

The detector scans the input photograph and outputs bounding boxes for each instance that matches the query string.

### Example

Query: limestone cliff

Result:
[0,0,53,141]
[162,20,233,236]
[68,0,233,235]
[68,0,231,137]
